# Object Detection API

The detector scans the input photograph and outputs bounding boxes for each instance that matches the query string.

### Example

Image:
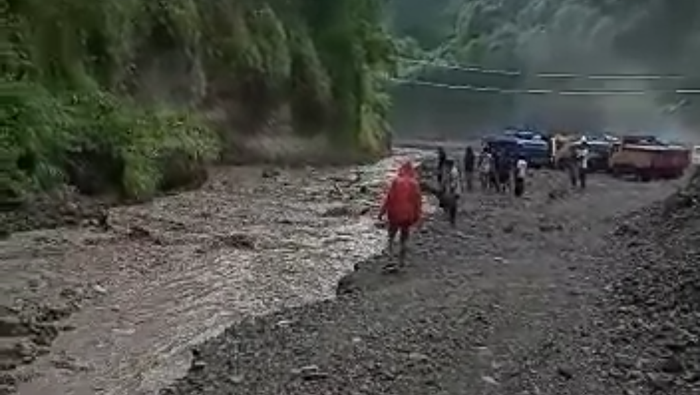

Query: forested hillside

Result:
[1,0,394,203]
[4,0,698,202]
[389,0,700,137]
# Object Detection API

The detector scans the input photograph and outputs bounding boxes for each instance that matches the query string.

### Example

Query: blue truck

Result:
[482,129,550,167]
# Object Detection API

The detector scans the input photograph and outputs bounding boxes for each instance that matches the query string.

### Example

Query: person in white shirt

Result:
[572,137,589,189]
[514,155,527,197]
[478,148,492,191]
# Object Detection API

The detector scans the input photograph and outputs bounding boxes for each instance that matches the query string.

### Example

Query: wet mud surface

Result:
[165,168,695,395]
[0,151,427,395]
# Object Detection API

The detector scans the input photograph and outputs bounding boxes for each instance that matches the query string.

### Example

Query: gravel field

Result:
[164,167,694,395]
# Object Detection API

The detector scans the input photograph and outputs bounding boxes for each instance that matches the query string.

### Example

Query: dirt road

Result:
[164,168,687,395]
[0,150,429,395]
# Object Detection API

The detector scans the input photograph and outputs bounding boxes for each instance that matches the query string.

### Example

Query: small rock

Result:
[547,188,568,200]
[215,233,255,250]
[93,284,107,295]
[538,222,563,232]
[557,366,574,380]
[482,375,499,385]
[647,372,673,390]
[51,355,89,372]
[275,319,293,328]
[112,328,135,335]
[658,356,683,373]
[261,168,280,178]
[126,225,151,239]
[321,204,352,217]
[614,223,639,236]
[230,374,244,384]
[59,287,84,300]
[408,352,429,362]
[191,360,206,370]
[293,364,327,381]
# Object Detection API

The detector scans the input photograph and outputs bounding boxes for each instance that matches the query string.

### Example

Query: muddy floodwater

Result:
[0,150,428,395]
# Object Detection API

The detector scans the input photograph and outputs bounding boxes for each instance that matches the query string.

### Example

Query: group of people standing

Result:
[376,145,529,272]
[437,145,528,200]
[377,138,589,272]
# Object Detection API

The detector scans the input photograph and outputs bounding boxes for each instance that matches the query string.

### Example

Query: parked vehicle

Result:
[586,139,615,171]
[482,135,520,160]
[608,135,690,181]
[551,132,617,171]
[500,129,550,167]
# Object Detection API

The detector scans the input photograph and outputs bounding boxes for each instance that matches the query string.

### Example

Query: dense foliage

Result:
[1,0,395,202]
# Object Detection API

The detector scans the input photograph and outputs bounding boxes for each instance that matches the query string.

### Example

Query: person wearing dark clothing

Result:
[575,139,589,189]
[463,146,475,191]
[514,155,527,197]
[494,152,511,193]
[489,150,501,191]
[436,147,447,187]
[439,158,461,226]
[566,138,589,189]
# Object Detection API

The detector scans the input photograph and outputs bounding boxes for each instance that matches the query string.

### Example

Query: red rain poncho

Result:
[379,162,422,226]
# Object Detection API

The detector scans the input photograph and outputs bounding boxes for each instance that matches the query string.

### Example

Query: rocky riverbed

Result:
[164,166,697,395]
[0,150,429,395]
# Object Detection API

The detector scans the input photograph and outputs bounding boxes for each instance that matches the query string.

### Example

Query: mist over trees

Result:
[387,0,700,139]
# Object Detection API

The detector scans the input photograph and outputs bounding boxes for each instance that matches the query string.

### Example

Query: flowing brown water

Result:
[0,151,429,395]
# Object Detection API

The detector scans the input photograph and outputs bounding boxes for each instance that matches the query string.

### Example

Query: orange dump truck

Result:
[609,136,690,181]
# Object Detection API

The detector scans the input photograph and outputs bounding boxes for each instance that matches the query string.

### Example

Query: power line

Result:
[389,77,700,95]
[400,58,686,80]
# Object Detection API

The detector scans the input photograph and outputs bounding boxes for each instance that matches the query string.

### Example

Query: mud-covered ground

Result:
[0,151,429,395]
[164,166,696,395]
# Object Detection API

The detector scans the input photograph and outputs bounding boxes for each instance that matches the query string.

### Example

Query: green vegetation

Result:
[1,0,395,202]
[391,0,700,74]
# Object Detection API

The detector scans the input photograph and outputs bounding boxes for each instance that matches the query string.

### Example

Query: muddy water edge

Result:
[0,150,429,395]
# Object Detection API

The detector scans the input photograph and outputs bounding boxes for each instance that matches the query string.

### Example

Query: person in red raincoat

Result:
[378,161,423,269]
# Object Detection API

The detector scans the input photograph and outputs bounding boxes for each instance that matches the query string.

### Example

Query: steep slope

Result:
[1,0,394,207]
